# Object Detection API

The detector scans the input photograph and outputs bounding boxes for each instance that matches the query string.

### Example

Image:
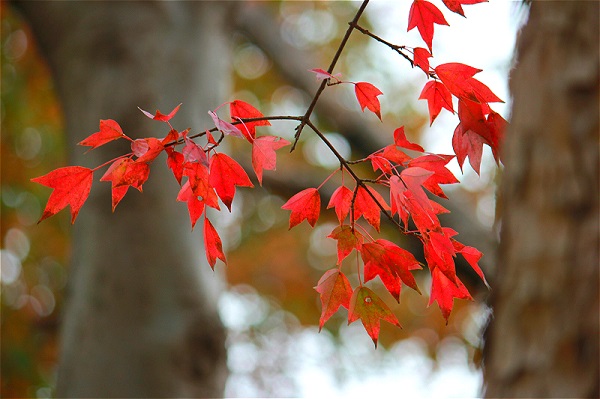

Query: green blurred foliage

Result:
[1,3,68,398]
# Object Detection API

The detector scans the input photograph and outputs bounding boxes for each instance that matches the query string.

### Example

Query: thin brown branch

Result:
[290,0,370,151]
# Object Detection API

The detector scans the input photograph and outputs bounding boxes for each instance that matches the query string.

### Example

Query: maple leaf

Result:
[204,217,226,269]
[165,148,184,185]
[452,122,487,174]
[230,100,271,142]
[486,110,507,164]
[368,153,393,174]
[452,239,488,287]
[353,186,390,232]
[354,82,383,120]
[251,136,290,185]
[327,224,364,264]
[209,153,253,211]
[101,158,150,194]
[400,167,435,210]
[99,158,132,210]
[458,98,491,141]
[161,128,180,145]
[281,188,321,229]
[423,231,460,286]
[408,0,449,52]
[209,110,244,139]
[314,269,353,330]
[409,154,459,198]
[381,144,412,165]
[413,47,432,74]
[138,103,182,122]
[78,119,129,151]
[393,126,425,152]
[435,63,503,104]
[183,162,220,210]
[429,267,472,323]
[181,134,208,166]
[419,81,454,125]
[132,137,165,163]
[442,0,487,17]
[310,68,342,82]
[327,185,353,223]
[176,180,205,229]
[31,166,94,224]
[348,286,401,347]
[361,239,421,296]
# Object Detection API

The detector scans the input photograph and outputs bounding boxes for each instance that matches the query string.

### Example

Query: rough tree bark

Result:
[484,2,599,397]
[14,3,231,397]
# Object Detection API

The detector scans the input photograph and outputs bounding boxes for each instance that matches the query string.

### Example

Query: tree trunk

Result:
[14,2,231,397]
[484,2,599,397]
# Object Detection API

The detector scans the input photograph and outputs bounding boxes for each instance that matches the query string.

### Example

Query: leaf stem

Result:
[91,153,133,173]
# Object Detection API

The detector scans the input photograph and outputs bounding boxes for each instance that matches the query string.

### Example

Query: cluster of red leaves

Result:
[407,0,507,174]
[283,125,487,346]
[31,102,289,270]
[32,0,505,347]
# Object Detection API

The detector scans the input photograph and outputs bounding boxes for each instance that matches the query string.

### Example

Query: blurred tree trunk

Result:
[14,3,230,397]
[484,2,599,397]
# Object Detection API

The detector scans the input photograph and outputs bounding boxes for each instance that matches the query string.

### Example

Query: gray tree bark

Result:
[14,2,231,397]
[484,2,599,397]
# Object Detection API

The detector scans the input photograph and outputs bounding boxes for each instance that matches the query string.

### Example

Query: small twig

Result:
[291,0,370,151]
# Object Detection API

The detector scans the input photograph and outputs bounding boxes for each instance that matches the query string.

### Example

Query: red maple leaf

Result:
[132,137,165,163]
[309,68,342,82]
[354,82,383,120]
[353,186,390,232]
[327,224,364,264]
[381,144,412,165]
[452,239,488,287]
[413,47,432,74]
[419,80,454,125]
[368,153,393,174]
[99,158,132,210]
[138,103,182,122]
[393,126,425,152]
[429,267,472,323]
[78,119,129,151]
[361,239,421,297]
[101,158,150,192]
[281,188,321,229]
[176,180,205,229]
[209,153,253,211]
[327,185,354,223]
[442,0,487,17]
[314,269,353,330]
[230,100,271,142]
[486,110,508,164]
[435,63,503,104]
[400,166,435,210]
[209,110,244,139]
[348,286,401,347]
[251,136,290,185]
[181,134,208,166]
[31,166,94,224]
[409,154,459,198]
[204,217,226,269]
[408,0,449,52]
[165,148,184,185]
[183,162,220,210]
[452,122,487,174]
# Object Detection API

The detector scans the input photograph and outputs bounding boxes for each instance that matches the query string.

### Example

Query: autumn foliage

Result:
[32,0,505,347]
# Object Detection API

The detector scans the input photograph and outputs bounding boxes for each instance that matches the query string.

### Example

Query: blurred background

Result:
[1,1,522,397]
